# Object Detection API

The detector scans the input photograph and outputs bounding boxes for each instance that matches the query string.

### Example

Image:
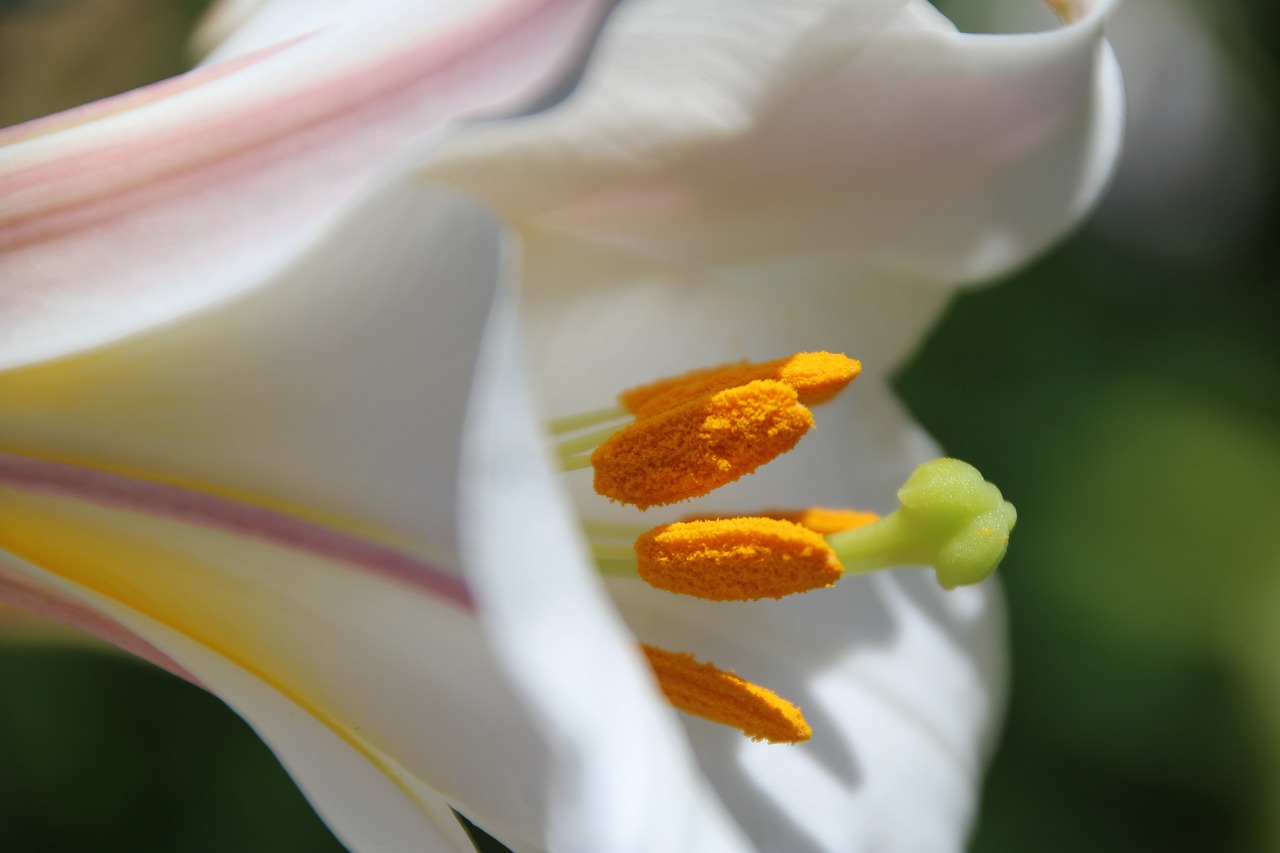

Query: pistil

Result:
[611,459,1015,599]
[827,458,1017,590]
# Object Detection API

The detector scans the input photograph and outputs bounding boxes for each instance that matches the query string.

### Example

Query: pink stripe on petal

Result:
[1,0,605,370]
[0,453,474,611]
[0,0,592,241]
[0,37,303,149]
[0,570,201,685]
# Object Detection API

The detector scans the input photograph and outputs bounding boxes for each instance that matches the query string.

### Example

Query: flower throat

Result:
[550,352,1015,744]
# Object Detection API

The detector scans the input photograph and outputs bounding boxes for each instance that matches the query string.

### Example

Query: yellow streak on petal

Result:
[592,380,813,509]
[620,351,860,420]
[0,485,447,822]
[0,346,440,565]
[641,644,810,744]
[635,517,842,601]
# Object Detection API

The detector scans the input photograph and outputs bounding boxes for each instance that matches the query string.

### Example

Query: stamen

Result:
[620,351,860,420]
[641,644,811,744]
[591,380,813,509]
[635,517,842,601]
[827,458,1017,589]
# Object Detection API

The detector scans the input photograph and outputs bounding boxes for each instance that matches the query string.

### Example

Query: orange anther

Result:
[641,644,811,744]
[592,380,812,509]
[620,352,860,420]
[635,517,843,600]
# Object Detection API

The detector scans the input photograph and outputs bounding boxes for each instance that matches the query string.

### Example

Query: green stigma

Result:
[826,458,1017,589]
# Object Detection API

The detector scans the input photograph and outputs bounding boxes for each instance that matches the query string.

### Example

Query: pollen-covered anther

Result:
[641,644,811,744]
[636,517,842,600]
[621,351,860,420]
[591,379,813,509]
[686,507,880,536]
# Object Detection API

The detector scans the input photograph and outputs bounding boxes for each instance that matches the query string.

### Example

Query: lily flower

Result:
[0,1,1122,851]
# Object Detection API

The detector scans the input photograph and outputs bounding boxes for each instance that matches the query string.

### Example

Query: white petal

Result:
[459,274,755,853]
[0,476,554,849]
[1,183,501,556]
[521,229,949,416]
[609,573,1005,853]
[519,224,1005,849]
[0,0,606,370]
[428,0,1123,283]
[193,0,366,62]
[0,548,196,680]
[193,0,549,67]
[0,540,479,852]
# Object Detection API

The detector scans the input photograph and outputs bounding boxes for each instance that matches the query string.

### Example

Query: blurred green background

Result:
[1,0,1277,851]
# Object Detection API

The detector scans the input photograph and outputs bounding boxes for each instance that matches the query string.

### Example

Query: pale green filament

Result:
[586,522,645,573]
[595,557,640,577]
[585,522,645,574]
[555,423,628,461]
[589,542,639,576]
[589,542,635,560]
[548,404,631,436]
[560,454,595,472]
[826,458,1016,589]
[549,404,634,471]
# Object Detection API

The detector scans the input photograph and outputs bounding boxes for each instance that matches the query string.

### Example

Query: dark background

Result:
[1,1,1277,850]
